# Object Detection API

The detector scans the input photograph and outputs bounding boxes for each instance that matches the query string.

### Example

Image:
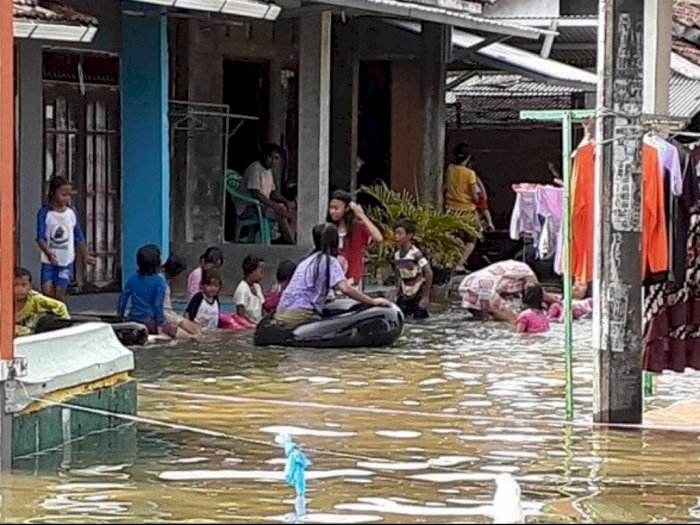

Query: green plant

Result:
[358,183,481,279]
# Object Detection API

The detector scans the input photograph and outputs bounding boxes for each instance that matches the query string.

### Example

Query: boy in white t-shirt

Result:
[184,269,222,331]
[233,255,265,324]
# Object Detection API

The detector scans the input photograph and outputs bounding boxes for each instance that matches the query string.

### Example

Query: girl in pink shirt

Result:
[515,283,550,334]
[187,247,224,300]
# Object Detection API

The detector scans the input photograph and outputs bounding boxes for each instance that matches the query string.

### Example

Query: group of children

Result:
[17,175,587,340]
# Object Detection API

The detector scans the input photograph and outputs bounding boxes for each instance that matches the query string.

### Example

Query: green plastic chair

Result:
[225,169,272,245]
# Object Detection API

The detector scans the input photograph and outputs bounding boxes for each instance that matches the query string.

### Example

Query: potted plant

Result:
[358,183,481,298]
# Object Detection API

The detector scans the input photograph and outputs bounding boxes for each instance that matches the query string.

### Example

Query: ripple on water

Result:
[260,425,357,438]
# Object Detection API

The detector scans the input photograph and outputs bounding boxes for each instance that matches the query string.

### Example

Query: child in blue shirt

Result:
[36,176,95,300]
[118,244,167,335]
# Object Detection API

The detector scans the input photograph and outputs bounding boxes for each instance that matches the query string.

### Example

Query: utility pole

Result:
[593,0,645,424]
[0,0,16,468]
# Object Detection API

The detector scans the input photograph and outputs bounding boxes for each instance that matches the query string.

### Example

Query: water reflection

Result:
[1,312,700,523]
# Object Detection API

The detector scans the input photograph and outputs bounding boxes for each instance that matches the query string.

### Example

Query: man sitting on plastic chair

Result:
[236,144,296,244]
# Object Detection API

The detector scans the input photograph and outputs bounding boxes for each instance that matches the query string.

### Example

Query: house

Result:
[13,0,550,296]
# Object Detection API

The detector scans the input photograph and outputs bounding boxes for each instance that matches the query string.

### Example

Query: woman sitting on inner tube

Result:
[275,223,392,327]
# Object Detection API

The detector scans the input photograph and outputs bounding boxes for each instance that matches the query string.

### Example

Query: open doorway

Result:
[358,61,391,188]
[222,60,270,240]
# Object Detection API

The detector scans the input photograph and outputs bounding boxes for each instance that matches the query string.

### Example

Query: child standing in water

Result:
[234,255,266,324]
[515,283,550,334]
[185,269,222,331]
[36,177,95,299]
[118,245,167,335]
[393,219,433,319]
[187,247,224,300]
[328,190,383,289]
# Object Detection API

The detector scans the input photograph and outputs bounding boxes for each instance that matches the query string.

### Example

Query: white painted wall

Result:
[483,0,559,17]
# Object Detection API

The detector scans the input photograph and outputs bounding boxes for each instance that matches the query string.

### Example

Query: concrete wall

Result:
[121,12,170,283]
[15,0,122,282]
[483,0,560,17]
[446,126,562,228]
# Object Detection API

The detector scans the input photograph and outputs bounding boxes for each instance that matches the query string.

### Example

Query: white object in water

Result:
[492,473,523,524]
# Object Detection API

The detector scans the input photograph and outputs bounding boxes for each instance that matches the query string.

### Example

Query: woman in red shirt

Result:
[328,190,384,289]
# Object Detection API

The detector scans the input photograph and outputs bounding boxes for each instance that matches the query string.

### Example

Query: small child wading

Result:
[118,245,167,335]
[393,219,433,319]
[515,283,550,334]
[264,259,297,314]
[36,176,95,299]
[185,269,222,331]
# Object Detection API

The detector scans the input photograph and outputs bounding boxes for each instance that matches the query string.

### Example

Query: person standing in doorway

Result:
[36,176,95,300]
[237,144,296,243]
[445,143,483,272]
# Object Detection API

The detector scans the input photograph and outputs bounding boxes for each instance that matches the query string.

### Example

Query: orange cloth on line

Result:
[642,143,668,278]
[571,142,596,285]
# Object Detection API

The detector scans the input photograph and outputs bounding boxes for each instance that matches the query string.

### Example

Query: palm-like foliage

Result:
[358,183,481,277]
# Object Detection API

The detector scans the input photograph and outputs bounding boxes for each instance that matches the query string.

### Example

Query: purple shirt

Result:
[279,254,346,313]
[515,308,550,334]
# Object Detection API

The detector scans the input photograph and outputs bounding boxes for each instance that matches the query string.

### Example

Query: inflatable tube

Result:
[254,299,404,348]
[34,315,149,347]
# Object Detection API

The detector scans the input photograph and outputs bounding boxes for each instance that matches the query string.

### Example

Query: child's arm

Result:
[36,294,70,319]
[184,295,199,321]
[236,304,253,323]
[515,321,527,333]
[419,264,434,309]
[350,202,383,243]
[36,207,58,265]
[154,277,166,327]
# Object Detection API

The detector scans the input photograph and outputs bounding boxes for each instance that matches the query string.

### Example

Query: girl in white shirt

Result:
[184,269,222,331]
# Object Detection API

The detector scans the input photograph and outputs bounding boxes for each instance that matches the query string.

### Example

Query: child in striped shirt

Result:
[393,219,433,319]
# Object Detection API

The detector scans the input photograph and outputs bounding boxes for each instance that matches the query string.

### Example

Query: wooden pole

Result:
[0,0,16,469]
[593,0,644,424]
[1,0,15,360]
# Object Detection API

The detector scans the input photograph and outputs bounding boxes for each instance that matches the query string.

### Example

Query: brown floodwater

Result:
[2,306,700,524]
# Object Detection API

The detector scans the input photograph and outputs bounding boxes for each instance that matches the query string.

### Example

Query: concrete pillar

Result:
[185,21,224,244]
[121,12,170,282]
[643,0,672,114]
[593,0,644,424]
[330,16,360,193]
[17,41,43,282]
[297,12,332,247]
[419,23,449,206]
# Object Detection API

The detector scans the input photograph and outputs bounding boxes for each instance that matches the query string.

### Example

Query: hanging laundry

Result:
[571,142,595,285]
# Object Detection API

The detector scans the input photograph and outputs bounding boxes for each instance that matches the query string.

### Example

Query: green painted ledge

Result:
[13,380,137,461]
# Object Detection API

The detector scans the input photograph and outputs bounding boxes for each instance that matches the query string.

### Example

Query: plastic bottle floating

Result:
[492,473,523,524]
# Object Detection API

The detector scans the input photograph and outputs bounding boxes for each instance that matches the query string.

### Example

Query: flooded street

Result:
[3,307,700,523]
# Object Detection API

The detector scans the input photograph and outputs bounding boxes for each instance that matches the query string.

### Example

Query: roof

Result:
[13,0,97,26]
[130,0,281,20]
[388,19,596,88]
[13,0,97,42]
[315,0,552,39]
[446,72,700,125]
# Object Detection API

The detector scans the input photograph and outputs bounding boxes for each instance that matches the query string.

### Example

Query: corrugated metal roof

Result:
[388,19,597,88]
[446,71,700,125]
[316,1,552,39]
[670,74,700,118]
